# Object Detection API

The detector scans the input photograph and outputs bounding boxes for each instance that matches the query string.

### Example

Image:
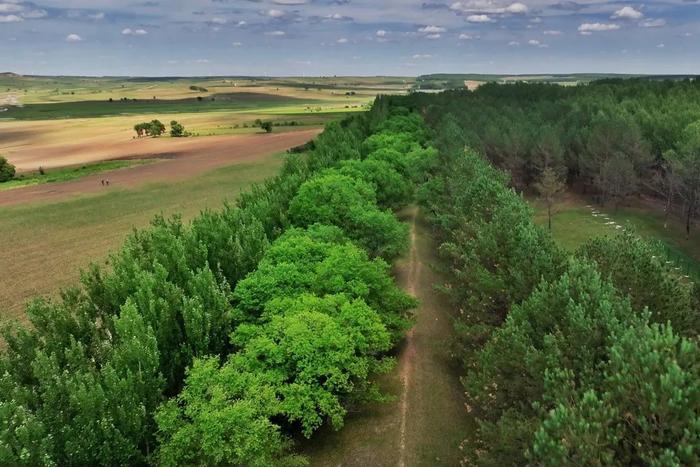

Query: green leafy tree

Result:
[289,174,408,260]
[0,156,16,182]
[149,119,166,137]
[170,120,186,137]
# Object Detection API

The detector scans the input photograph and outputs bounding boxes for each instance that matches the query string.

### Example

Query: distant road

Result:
[0,129,321,206]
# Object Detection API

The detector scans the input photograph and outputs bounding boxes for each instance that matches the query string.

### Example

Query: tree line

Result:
[380,90,700,465]
[0,101,435,465]
[134,120,188,138]
[408,79,700,238]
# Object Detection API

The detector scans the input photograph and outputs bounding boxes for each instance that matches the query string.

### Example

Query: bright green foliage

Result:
[332,159,412,209]
[232,226,416,340]
[532,323,700,466]
[155,357,304,467]
[233,294,393,435]
[578,232,700,334]
[156,293,398,464]
[0,156,15,182]
[289,173,408,260]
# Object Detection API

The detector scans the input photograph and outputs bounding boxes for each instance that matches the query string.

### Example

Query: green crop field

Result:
[0,151,285,323]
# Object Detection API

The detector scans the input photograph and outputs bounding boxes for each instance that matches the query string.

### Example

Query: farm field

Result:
[0,129,320,205]
[0,147,287,323]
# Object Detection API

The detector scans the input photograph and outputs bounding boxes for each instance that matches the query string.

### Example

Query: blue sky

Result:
[1,0,699,76]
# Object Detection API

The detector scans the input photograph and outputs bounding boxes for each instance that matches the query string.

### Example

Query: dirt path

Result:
[0,129,320,206]
[304,207,472,466]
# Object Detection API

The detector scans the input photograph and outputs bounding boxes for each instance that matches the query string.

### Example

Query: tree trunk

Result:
[548,203,552,231]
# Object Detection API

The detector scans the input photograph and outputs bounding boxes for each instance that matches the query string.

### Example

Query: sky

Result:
[1,0,699,76]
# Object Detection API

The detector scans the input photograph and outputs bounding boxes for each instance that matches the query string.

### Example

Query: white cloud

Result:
[425,34,441,39]
[237,20,247,26]
[274,0,307,4]
[211,17,227,24]
[508,40,520,46]
[528,39,548,47]
[640,18,666,28]
[65,33,82,42]
[194,59,210,63]
[0,14,22,22]
[265,30,286,36]
[467,14,492,23]
[419,25,446,34]
[22,9,46,19]
[578,22,620,33]
[451,1,527,14]
[267,9,284,18]
[0,3,23,13]
[459,33,474,39]
[88,12,105,20]
[412,54,432,59]
[612,6,643,20]
[506,2,528,14]
[122,28,148,35]
[543,30,561,35]
[232,41,243,47]
[657,43,665,48]
[376,29,387,37]
[337,37,348,43]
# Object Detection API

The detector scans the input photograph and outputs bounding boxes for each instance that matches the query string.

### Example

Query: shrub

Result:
[0,156,15,182]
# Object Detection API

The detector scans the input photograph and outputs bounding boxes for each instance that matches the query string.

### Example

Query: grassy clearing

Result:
[302,208,472,466]
[0,151,285,324]
[0,159,152,190]
[530,195,700,279]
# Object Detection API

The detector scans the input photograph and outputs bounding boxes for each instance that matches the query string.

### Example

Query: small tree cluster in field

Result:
[169,120,188,137]
[393,90,700,465]
[0,155,16,182]
[0,103,432,465]
[189,85,208,92]
[134,119,166,137]
[254,119,274,133]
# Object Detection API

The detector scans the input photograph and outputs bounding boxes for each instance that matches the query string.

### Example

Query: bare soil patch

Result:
[0,129,320,206]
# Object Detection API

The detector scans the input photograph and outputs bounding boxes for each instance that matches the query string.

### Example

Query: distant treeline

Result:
[0,96,437,465]
[376,90,700,465]
[408,79,700,237]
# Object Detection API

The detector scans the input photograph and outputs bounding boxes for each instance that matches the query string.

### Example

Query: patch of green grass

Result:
[0,160,152,191]
[530,196,700,279]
